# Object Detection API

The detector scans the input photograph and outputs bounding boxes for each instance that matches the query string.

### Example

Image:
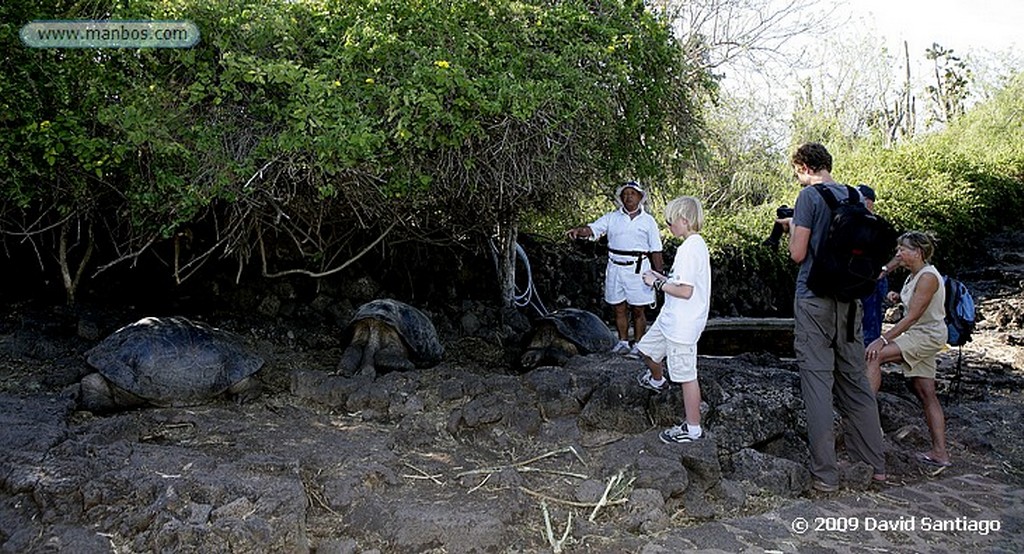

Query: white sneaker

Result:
[636,370,669,392]
[625,345,642,359]
[660,424,704,444]
[611,340,631,355]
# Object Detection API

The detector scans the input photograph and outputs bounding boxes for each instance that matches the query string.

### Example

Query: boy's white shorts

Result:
[636,324,697,383]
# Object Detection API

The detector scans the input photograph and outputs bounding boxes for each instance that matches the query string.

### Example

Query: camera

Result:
[762,205,794,247]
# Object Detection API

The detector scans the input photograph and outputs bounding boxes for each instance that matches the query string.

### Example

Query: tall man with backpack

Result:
[782,142,887,491]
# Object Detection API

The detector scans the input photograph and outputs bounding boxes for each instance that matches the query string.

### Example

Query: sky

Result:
[847,0,1022,55]
[718,0,1023,98]
[710,0,1023,147]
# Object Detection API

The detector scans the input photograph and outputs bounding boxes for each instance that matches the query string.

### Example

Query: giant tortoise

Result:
[337,299,444,377]
[520,308,616,369]
[72,316,264,412]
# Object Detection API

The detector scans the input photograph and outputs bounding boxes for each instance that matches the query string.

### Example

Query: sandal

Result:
[916,453,952,467]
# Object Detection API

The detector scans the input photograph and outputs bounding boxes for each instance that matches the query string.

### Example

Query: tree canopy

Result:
[0,0,713,303]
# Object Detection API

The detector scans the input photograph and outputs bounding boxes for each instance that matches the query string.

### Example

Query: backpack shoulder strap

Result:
[943,276,956,311]
[842,184,859,204]
[812,183,840,210]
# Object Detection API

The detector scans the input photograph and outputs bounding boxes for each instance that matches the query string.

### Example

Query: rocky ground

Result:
[1,232,1022,553]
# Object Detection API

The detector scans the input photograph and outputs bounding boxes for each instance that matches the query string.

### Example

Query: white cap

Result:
[614,181,648,208]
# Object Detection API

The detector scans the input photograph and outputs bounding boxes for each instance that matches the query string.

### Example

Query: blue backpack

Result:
[944,276,976,347]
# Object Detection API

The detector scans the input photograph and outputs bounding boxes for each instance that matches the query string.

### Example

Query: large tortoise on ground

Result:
[337,299,444,377]
[72,317,264,412]
[520,308,616,369]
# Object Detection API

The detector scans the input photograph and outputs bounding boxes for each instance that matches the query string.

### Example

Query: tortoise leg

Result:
[80,373,146,412]
[372,325,413,373]
[375,343,414,372]
[79,373,116,412]
[339,324,370,377]
[550,337,579,363]
[337,344,364,377]
[357,327,381,377]
[227,376,262,403]
[546,346,572,367]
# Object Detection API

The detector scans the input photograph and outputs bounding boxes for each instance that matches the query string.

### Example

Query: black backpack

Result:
[807,184,897,341]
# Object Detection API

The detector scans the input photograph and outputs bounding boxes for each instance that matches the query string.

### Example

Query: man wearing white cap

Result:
[566,181,664,358]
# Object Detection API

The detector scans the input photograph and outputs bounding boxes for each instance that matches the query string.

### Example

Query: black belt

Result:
[608,248,646,257]
[609,248,646,274]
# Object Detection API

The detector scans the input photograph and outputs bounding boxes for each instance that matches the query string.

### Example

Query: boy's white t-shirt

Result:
[659,234,711,344]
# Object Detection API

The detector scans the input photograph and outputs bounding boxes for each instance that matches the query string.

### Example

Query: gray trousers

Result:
[795,296,886,484]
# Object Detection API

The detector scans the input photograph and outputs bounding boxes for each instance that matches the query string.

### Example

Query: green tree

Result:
[924,43,972,126]
[1,0,713,306]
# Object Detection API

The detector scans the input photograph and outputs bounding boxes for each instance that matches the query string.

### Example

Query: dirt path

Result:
[1,232,1022,553]
[649,473,1022,553]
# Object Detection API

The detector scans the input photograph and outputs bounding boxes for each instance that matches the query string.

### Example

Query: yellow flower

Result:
[333,80,342,87]
[434,60,450,69]
[365,78,375,84]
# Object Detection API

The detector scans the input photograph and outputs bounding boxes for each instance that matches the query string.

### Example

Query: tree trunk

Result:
[904,40,914,138]
[492,222,518,310]
[58,221,94,306]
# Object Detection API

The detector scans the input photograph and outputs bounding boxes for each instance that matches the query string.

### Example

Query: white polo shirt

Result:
[587,207,662,263]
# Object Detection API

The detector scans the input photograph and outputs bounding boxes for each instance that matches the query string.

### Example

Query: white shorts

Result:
[604,261,655,306]
[635,324,697,383]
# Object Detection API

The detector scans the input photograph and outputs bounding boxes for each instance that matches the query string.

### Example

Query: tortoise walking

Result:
[72,317,264,412]
[520,308,616,369]
[338,299,443,377]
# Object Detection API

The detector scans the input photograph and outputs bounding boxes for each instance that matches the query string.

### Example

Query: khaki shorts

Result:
[636,324,697,383]
[893,326,947,379]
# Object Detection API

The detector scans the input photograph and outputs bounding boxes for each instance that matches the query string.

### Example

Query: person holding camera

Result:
[783,143,886,492]
[763,205,794,247]
[566,181,664,358]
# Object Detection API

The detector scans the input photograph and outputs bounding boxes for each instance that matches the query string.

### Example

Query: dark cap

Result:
[857,184,876,201]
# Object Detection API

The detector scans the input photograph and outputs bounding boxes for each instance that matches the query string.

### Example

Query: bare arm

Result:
[642,270,693,299]
[663,282,694,299]
[789,224,810,264]
[879,255,899,279]
[880,273,941,341]
[649,251,664,274]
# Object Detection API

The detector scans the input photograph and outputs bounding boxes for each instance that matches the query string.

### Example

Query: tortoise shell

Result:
[85,317,264,405]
